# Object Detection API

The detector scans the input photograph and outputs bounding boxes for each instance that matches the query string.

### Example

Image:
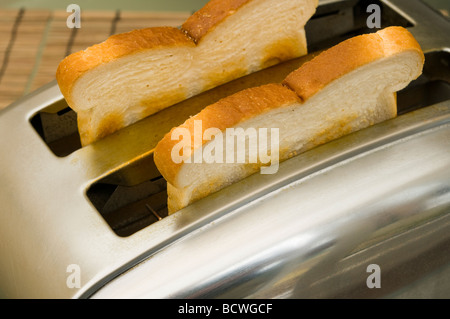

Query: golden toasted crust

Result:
[182,0,252,42]
[377,26,424,58]
[153,83,300,185]
[283,27,424,101]
[56,27,194,107]
[154,27,424,187]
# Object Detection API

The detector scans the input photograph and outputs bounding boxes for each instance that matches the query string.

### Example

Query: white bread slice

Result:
[153,27,425,214]
[56,0,318,146]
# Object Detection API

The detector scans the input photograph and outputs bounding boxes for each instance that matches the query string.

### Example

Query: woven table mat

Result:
[0,8,190,109]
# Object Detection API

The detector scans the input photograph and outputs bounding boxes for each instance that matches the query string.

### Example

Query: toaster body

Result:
[0,0,450,299]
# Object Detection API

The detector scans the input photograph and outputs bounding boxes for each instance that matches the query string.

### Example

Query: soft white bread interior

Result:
[56,0,319,146]
[153,27,425,214]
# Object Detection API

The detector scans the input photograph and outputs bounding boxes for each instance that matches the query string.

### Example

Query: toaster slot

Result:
[86,152,168,237]
[29,98,80,157]
[398,80,450,115]
[87,175,168,238]
[397,51,450,114]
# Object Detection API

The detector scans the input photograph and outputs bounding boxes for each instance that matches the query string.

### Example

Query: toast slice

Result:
[56,0,318,146]
[153,27,425,214]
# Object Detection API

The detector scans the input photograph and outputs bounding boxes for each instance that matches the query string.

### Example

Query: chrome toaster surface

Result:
[0,0,449,299]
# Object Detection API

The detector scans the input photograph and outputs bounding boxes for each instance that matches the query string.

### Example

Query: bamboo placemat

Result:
[0,8,190,109]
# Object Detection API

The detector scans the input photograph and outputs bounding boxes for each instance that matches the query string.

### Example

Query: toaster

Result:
[0,0,449,299]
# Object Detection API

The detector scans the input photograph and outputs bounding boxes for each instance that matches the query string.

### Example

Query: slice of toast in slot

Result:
[153,27,425,214]
[56,0,319,146]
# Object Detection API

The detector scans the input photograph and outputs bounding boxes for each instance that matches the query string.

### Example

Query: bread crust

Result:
[181,0,252,42]
[154,27,424,188]
[283,27,424,102]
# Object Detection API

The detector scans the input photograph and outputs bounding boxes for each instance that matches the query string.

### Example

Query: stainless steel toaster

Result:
[0,0,449,299]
